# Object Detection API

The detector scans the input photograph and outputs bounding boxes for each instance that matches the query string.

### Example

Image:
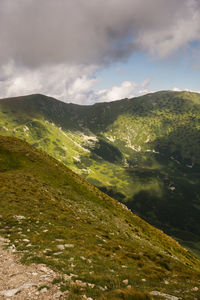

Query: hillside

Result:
[0,91,200,255]
[0,135,200,299]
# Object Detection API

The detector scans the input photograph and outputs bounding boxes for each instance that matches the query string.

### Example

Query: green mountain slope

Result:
[0,91,200,255]
[0,135,200,299]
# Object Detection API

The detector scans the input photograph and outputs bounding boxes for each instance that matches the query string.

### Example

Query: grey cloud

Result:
[1,0,200,103]
[0,0,199,68]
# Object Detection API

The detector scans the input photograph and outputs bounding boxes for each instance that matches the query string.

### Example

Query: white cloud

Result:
[172,87,200,93]
[172,87,181,91]
[0,61,153,104]
[138,89,155,95]
[96,78,152,102]
[0,61,99,103]
[97,81,138,101]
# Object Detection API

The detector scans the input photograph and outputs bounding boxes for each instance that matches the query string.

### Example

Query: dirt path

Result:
[0,237,68,299]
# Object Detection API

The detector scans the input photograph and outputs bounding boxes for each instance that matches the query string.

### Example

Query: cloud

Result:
[96,78,152,102]
[0,61,99,103]
[0,61,153,104]
[172,87,200,93]
[1,0,200,69]
[172,87,181,92]
[141,77,152,88]
[97,81,138,101]
[1,1,200,103]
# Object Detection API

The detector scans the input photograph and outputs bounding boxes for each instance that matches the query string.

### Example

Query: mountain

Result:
[0,135,200,299]
[0,91,200,255]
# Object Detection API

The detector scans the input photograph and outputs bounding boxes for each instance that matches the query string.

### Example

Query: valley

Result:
[0,91,200,256]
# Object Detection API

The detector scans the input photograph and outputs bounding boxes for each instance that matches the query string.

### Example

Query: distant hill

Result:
[0,135,200,299]
[0,91,200,255]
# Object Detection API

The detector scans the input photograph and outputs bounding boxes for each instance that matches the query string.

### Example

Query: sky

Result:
[0,0,200,104]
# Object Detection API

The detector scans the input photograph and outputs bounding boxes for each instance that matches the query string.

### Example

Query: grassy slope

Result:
[0,135,200,299]
[0,91,200,255]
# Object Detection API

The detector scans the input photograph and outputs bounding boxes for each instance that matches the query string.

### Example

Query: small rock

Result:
[55,291,63,298]
[191,287,199,292]
[9,245,16,252]
[122,279,128,285]
[43,249,51,254]
[80,256,86,261]
[75,280,87,288]
[69,257,74,262]
[57,245,65,250]
[40,288,48,293]
[53,252,62,256]
[65,244,74,248]
[151,291,179,300]
[13,215,26,220]
[0,284,35,297]
[40,266,49,273]
[64,274,72,281]
[70,273,78,278]
[71,263,75,268]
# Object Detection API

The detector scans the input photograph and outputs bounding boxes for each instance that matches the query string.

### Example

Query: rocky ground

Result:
[0,237,68,299]
[0,236,199,300]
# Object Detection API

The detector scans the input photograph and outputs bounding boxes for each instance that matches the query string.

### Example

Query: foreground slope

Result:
[0,91,200,255]
[0,136,200,299]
